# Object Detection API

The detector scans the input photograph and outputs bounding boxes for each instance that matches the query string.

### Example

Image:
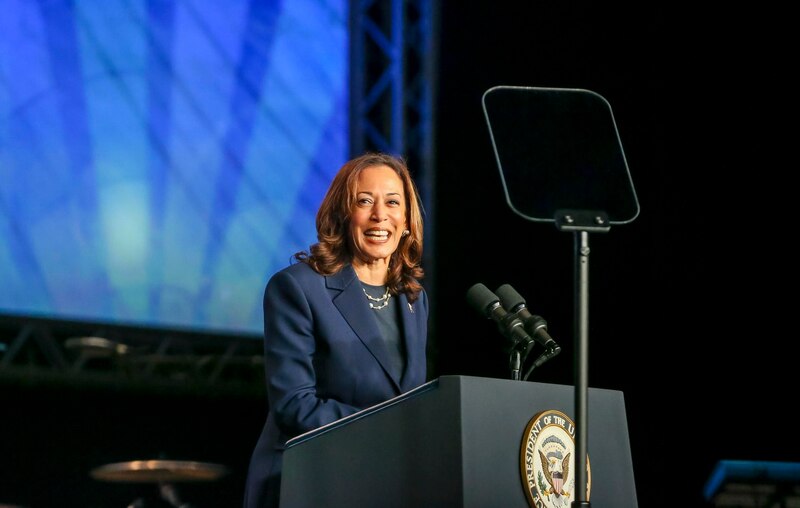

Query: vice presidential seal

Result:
[520,409,591,508]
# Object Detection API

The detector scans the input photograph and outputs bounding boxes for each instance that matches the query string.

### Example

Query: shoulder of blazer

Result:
[276,261,358,293]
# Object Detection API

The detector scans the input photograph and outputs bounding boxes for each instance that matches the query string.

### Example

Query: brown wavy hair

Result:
[294,152,425,303]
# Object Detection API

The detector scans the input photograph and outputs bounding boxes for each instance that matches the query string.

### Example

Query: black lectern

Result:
[280,375,637,508]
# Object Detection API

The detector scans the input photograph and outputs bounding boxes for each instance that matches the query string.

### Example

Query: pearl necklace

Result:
[363,286,391,310]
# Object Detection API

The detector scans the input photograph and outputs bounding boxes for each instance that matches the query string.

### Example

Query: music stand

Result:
[482,85,640,507]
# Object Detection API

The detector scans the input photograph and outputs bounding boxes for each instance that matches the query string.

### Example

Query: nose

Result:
[370,202,387,221]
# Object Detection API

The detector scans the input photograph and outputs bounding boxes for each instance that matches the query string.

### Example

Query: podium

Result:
[280,375,637,507]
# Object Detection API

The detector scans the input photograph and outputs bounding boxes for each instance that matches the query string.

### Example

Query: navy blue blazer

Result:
[243,262,429,508]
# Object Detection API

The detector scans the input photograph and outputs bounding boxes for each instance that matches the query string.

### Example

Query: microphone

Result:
[495,283,561,356]
[466,283,536,355]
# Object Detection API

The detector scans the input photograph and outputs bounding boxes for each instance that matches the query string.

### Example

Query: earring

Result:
[402,229,410,237]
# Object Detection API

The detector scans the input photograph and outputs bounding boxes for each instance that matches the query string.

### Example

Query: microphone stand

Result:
[556,209,609,508]
[509,349,521,380]
[522,343,560,381]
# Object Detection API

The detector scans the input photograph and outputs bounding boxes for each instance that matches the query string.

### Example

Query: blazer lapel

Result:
[399,291,424,392]
[328,266,402,392]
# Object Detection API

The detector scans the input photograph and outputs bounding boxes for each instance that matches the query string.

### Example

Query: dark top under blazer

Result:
[243,262,429,508]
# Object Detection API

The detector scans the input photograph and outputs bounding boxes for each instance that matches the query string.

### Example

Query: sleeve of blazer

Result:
[262,267,360,438]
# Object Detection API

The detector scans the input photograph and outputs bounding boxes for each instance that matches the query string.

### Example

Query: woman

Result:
[243,152,429,508]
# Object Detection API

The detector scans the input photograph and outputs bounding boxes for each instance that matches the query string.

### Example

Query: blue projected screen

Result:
[0,0,349,336]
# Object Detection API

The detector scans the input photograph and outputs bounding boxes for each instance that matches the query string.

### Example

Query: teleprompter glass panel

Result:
[482,86,639,224]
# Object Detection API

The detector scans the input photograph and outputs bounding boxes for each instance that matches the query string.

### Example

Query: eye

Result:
[387,199,401,206]
[357,197,373,206]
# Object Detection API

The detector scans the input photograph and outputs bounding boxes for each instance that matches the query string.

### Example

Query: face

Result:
[349,165,407,267]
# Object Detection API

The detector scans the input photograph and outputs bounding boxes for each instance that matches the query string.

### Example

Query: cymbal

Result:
[64,336,130,355]
[90,460,229,483]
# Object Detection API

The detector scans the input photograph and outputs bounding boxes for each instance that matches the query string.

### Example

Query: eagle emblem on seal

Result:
[539,449,571,499]
[520,409,590,508]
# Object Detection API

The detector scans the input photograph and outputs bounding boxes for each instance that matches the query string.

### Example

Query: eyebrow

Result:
[357,191,402,197]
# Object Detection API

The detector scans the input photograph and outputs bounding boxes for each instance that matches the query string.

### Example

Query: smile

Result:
[364,229,390,239]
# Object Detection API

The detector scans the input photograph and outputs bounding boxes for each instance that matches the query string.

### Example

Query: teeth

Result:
[365,230,389,237]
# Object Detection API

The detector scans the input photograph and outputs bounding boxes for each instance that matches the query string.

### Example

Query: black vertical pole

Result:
[573,230,591,507]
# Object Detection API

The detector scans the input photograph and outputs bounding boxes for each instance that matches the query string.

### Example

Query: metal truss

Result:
[0,316,264,395]
[349,0,437,202]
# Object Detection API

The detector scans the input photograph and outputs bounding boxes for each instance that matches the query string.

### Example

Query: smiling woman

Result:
[243,152,429,508]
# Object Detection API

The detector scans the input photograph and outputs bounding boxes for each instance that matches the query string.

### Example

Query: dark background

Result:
[2,3,797,508]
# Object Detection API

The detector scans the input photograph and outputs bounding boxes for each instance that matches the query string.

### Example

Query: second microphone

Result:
[495,283,561,355]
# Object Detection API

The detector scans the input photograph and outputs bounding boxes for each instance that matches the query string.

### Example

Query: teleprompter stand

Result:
[482,86,640,507]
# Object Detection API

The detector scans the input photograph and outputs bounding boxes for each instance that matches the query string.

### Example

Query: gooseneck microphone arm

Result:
[522,313,560,381]
[495,283,562,378]
[510,349,521,381]
[466,283,536,380]
[522,347,560,381]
